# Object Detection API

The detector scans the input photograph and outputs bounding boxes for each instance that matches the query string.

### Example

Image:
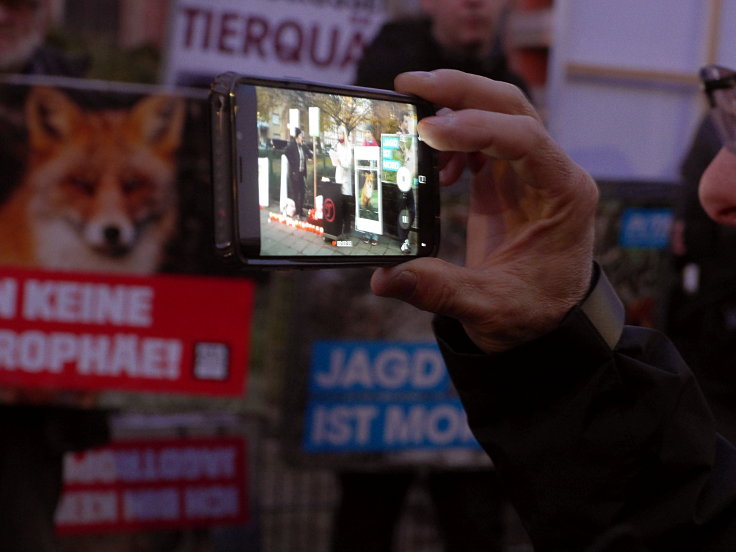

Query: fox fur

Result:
[0,87,185,274]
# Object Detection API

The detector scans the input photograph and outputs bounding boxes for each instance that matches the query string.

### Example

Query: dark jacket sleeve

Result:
[434,305,736,552]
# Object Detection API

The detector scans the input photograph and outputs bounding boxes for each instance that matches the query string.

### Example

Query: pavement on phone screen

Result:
[260,207,406,257]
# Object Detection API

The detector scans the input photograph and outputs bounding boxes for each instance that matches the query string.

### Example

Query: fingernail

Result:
[404,71,433,80]
[417,114,453,142]
[397,71,433,84]
[436,107,454,117]
[416,123,425,142]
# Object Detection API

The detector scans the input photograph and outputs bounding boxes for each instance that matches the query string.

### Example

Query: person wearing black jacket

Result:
[285,128,308,219]
[355,0,526,94]
[368,67,736,551]
[667,115,736,446]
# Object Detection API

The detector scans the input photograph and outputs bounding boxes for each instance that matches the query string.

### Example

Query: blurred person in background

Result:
[355,0,526,92]
[0,0,85,75]
[667,115,736,445]
[0,1,108,551]
[330,2,526,551]
[286,127,308,219]
[0,0,51,72]
[333,125,355,235]
[363,123,378,146]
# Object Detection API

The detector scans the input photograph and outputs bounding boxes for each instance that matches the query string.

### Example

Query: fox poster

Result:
[0,76,254,398]
[0,86,184,273]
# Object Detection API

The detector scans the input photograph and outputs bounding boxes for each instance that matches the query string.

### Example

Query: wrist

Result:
[457,263,624,354]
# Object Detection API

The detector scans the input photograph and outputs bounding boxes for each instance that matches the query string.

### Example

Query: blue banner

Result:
[619,208,673,249]
[309,341,450,394]
[303,399,477,452]
[304,341,479,453]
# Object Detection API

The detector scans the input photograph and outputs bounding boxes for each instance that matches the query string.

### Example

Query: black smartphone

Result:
[210,72,440,268]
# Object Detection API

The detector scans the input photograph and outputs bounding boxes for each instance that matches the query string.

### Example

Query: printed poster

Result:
[56,436,249,533]
[162,0,387,86]
[0,75,253,397]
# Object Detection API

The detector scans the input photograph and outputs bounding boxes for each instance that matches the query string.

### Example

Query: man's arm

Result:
[434,270,736,551]
[369,70,736,551]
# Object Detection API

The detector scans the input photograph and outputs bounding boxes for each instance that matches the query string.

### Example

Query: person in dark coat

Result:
[667,115,736,445]
[355,0,526,94]
[285,127,307,219]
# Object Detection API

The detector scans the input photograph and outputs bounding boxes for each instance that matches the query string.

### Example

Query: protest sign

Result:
[302,341,479,453]
[0,267,253,396]
[56,436,249,533]
[162,0,386,85]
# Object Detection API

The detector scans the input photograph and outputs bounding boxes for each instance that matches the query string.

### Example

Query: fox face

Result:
[360,172,375,208]
[0,87,185,274]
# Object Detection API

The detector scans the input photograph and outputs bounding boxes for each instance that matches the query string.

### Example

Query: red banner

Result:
[0,267,253,396]
[56,436,249,534]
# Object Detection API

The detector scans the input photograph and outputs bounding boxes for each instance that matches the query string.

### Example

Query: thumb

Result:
[371,258,476,320]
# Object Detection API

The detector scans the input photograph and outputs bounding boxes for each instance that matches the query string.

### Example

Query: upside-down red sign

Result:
[0,267,253,396]
[56,437,249,533]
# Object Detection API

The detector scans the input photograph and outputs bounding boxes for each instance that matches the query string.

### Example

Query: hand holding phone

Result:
[371,70,599,353]
[210,72,440,268]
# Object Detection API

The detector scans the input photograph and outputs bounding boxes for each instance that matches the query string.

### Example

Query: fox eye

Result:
[69,176,95,195]
[123,177,146,194]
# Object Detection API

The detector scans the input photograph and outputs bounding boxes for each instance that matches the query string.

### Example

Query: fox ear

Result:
[127,95,185,155]
[25,87,83,149]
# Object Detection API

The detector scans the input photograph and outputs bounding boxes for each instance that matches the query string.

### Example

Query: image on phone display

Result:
[229,80,436,262]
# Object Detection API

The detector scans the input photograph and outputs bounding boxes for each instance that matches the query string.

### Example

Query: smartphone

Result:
[210,72,439,268]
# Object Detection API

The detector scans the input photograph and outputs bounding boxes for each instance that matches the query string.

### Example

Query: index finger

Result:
[395,69,540,121]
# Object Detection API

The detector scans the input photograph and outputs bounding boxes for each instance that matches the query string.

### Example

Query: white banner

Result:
[162,0,387,86]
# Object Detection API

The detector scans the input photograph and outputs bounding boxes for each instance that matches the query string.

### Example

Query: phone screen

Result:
[232,80,437,262]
